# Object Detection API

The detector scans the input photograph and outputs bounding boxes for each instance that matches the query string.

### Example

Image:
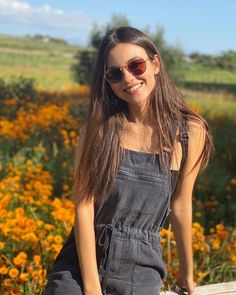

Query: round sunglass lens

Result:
[106,68,122,83]
[128,59,146,75]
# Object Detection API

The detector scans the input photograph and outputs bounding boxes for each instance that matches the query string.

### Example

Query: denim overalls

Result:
[44,119,189,295]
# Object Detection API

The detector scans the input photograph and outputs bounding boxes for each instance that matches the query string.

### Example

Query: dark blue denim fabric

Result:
[44,149,176,295]
[44,119,189,295]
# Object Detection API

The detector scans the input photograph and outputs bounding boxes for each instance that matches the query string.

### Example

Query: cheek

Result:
[111,84,122,96]
[147,74,157,88]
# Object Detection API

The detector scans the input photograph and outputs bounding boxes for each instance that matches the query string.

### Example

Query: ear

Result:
[152,54,160,75]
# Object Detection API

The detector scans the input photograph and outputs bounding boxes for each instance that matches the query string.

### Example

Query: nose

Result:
[122,68,135,83]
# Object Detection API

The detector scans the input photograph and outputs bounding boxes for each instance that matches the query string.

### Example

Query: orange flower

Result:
[9,268,19,278]
[3,278,11,286]
[33,255,41,266]
[0,266,8,275]
[20,272,29,281]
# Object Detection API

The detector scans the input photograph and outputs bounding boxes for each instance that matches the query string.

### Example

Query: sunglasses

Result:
[105,57,150,84]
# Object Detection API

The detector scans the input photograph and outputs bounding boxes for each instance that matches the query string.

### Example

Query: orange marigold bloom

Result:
[9,268,19,278]
[10,287,20,295]
[3,278,11,286]
[229,178,236,185]
[231,255,236,263]
[216,224,224,231]
[0,241,5,249]
[0,266,8,275]
[15,208,25,216]
[212,238,221,250]
[33,255,41,266]
[19,272,29,281]
[54,235,63,244]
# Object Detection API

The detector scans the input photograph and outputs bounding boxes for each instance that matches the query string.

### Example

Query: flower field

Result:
[0,86,235,294]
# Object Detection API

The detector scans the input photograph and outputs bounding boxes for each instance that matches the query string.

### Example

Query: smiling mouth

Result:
[124,82,143,94]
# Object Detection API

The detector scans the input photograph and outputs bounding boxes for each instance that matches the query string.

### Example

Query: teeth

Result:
[126,83,142,93]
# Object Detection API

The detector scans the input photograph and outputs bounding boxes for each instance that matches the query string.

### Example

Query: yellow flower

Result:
[54,235,63,244]
[63,184,70,191]
[9,268,19,278]
[212,238,221,250]
[45,224,55,231]
[229,178,236,185]
[17,252,27,259]
[216,224,224,231]
[197,271,206,280]
[3,278,11,286]
[33,255,41,266]
[20,272,29,281]
[0,266,8,275]
[10,288,20,295]
[15,208,25,216]
[231,255,236,263]
[0,241,5,249]
[13,252,27,267]
[37,220,44,227]
[193,222,201,229]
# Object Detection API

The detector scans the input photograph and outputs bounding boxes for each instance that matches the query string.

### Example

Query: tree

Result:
[151,26,184,67]
[72,14,130,85]
[71,49,97,85]
[89,13,130,50]
[150,26,185,83]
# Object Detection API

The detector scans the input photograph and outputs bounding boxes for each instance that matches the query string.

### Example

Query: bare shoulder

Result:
[185,117,207,172]
[187,117,207,142]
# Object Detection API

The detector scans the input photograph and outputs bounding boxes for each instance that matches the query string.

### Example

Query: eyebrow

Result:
[107,56,143,70]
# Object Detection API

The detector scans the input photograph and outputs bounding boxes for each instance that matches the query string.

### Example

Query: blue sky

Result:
[0,0,235,54]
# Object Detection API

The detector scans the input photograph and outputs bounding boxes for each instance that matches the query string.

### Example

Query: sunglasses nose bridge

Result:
[122,67,136,82]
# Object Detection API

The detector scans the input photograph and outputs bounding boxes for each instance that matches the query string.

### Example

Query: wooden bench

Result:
[161,281,236,295]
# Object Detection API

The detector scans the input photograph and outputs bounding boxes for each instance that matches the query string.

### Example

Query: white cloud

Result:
[0,0,93,30]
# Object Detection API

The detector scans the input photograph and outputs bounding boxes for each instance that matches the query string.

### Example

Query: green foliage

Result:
[0,76,36,100]
[71,49,97,85]
[189,50,236,71]
[71,14,131,85]
[149,26,185,84]
[106,13,130,32]
[216,50,236,71]
[30,34,68,45]
[0,33,80,53]
[89,14,130,50]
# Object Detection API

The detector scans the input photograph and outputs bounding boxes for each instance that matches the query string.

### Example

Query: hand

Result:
[84,291,103,295]
[174,272,196,295]
[84,285,103,295]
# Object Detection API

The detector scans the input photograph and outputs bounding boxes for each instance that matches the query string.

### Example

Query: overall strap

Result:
[179,116,189,173]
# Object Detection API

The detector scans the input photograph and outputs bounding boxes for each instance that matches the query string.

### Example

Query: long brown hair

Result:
[73,26,214,206]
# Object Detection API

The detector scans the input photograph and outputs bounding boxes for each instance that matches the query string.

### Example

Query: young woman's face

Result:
[106,43,159,107]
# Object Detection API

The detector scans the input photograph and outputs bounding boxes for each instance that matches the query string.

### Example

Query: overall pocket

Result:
[115,171,169,215]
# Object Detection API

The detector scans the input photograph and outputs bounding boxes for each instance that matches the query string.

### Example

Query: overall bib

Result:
[44,119,189,295]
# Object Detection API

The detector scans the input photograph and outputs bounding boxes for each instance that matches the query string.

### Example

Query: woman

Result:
[44,27,214,295]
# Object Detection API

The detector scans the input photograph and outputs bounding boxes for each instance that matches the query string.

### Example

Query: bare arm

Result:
[73,125,103,295]
[170,120,206,294]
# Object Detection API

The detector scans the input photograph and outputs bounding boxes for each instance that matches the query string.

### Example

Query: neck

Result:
[127,102,152,125]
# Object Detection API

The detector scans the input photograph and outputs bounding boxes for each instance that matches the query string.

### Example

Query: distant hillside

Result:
[0,33,82,56]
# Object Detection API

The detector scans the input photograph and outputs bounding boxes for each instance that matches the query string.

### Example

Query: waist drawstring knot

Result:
[98,223,116,292]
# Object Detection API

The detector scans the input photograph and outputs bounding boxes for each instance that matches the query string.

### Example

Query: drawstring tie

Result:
[98,223,116,292]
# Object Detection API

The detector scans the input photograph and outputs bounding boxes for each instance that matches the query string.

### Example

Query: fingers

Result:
[171,284,188,294]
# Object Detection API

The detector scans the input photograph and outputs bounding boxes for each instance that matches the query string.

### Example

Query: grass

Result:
[1,33,236,89]
[179,63,236,84]
[0,33,81,53]
[0,52,76,89]
[183,89,236,120]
